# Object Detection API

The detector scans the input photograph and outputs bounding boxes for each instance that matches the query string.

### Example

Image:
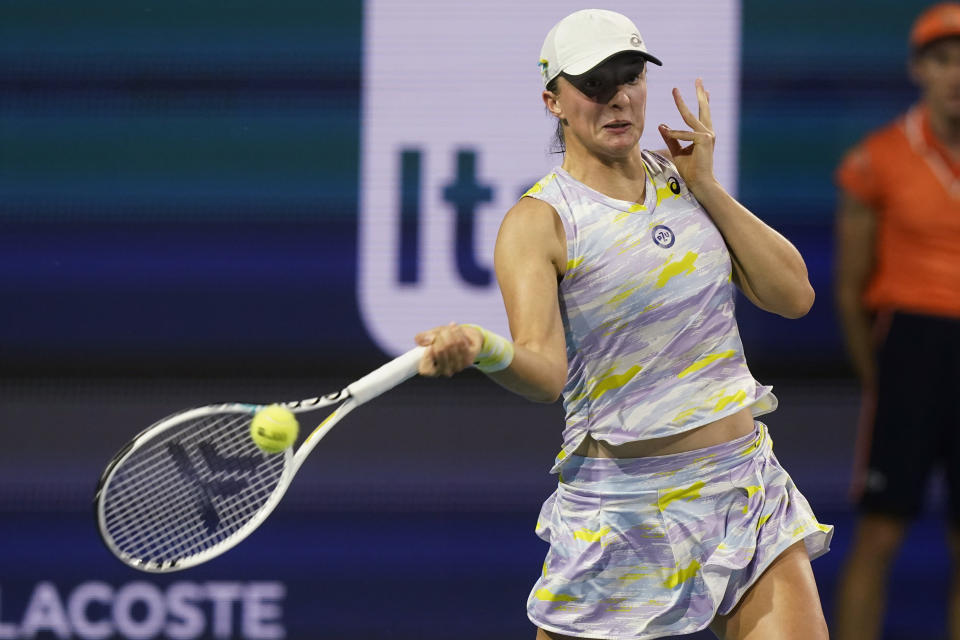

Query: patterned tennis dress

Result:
[523,152,832,639]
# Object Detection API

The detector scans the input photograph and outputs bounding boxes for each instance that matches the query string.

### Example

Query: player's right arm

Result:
[486,197,568,402]
[416,197,568,403]
[834,191,878,388]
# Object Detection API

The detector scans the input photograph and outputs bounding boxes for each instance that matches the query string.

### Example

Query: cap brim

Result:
[563,48,662,77]
[912,31,960,51]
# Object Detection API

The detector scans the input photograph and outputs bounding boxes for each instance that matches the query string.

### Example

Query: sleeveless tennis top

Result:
[524,151,777,473]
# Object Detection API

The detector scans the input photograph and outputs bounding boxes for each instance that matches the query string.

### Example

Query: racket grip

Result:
[346,346,425,405]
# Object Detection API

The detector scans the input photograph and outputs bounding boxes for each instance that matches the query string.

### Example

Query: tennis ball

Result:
[250,405,299,454]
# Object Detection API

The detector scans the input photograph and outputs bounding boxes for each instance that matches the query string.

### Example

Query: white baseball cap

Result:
[538,9,662,87]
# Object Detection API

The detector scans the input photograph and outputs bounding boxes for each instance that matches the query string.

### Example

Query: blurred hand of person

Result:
[415,322,483,377]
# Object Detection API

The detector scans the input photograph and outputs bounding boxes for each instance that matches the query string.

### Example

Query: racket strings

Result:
[107,414,279,563]
[101,410,287,568]
[110,415,254,537]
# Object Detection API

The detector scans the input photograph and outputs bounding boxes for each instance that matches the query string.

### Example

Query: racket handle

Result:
[346,346,425,405]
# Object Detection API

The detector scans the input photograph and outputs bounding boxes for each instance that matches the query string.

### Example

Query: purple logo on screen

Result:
[652,224,675,248]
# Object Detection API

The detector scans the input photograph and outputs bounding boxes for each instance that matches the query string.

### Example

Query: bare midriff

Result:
[571,406,756,458]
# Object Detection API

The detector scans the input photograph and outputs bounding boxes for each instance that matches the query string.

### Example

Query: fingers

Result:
[415,323,477,377]
[417,348,435,375]
[663,79,715,164]
[414,328,438,346]
[415,329,440,376]
[658,125,714,159]
[671,87,705,132]
[695,78,713,130]
[657,124,684,158]
[659,128,711,143]
[671,79,713,133]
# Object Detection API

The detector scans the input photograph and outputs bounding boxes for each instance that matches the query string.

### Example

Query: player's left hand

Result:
[658,78,717,191]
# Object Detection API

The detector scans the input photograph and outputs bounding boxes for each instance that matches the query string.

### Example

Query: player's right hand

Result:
[415,322,482,377]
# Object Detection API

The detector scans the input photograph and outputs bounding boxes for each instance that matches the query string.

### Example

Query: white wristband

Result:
[464,324,515,373]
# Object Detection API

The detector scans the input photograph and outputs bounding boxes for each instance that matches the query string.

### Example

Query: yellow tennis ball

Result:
[250,405,299,454]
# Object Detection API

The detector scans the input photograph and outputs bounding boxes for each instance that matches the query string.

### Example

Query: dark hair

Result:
[546,76,566,154]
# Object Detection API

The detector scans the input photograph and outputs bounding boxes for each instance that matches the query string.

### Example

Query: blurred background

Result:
[0,1,949,638]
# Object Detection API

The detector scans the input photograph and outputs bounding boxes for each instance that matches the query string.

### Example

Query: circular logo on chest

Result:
[651,224,675,248]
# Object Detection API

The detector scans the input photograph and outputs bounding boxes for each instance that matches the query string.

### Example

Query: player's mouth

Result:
[603,120,632,133]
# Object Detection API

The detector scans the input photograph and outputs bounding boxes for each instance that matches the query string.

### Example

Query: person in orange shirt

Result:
[833,3,960,639]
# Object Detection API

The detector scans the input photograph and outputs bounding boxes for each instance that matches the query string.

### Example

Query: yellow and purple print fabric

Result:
[524,152,778,473]
[527,423,832,639]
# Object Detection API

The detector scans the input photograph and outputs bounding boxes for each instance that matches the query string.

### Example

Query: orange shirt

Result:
[836,104,960,318]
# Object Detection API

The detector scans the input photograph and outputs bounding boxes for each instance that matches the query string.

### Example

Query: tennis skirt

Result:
[527,422,833,639]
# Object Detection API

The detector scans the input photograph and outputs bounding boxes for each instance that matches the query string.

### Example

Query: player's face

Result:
[547,53,648,158]
[912,38,960,120]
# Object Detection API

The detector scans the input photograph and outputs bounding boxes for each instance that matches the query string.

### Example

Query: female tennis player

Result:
[416,9,832,639]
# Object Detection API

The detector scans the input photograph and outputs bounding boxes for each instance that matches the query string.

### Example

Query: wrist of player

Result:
[684,173,724,202]
[462,324,514,373]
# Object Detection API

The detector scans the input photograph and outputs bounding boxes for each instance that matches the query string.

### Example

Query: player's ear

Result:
[542,89,563,120]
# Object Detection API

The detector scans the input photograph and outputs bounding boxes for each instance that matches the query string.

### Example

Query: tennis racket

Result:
[94,346,424,573]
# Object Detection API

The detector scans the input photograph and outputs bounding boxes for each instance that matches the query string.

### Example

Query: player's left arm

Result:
[658,79,814,319]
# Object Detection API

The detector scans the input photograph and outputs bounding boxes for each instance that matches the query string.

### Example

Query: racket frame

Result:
[94,347,423,572]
